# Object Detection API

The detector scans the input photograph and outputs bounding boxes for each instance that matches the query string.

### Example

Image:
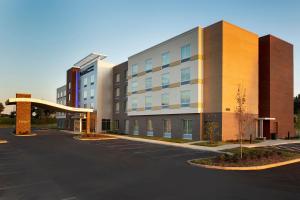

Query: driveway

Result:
[0,128,299,200]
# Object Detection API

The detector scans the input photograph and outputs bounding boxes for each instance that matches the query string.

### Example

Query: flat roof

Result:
[74,53,107,67]
[6,98,93,113]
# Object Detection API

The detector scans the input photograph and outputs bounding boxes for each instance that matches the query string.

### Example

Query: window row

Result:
[57,90,66,98]
[115,100,127,113]
[113,119,193,139]
[83,102,94,109]
[82,88,95,101]
[130,90,191,111]
[131,44,191,76]
[82,74,95,87]
[131,67,191,93]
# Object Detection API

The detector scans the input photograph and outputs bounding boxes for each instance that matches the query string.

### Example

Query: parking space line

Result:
[0,180,52,191]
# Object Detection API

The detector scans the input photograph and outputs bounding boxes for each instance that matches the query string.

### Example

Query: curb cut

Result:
[187,158,300,171]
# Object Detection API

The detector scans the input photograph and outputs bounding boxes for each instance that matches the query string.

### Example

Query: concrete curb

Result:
[105,134,222,153]
[73,136,117,141]
[11,133,37,137]
[187,158,300,171]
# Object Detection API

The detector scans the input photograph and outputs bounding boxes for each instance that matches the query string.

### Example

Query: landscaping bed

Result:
[127,135,191,143]
[193,139,261,147]
[191,147,300,167]
[75,133,116,140]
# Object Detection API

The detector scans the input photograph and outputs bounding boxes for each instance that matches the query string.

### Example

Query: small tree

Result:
[0,103,4,114]
[205,121,219,144]
[236,84,247,159]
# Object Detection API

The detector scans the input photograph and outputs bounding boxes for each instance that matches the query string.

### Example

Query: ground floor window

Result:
[146,119,153,136]
[102,119,111,131]
[133,120,139,135]
[163,119,171,138]
[182,119,192,140]
[125,120,129,134]
[114,120,119,130]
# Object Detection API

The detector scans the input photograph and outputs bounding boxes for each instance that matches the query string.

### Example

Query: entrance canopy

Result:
[6,98,93,113]
[6,94,93,135]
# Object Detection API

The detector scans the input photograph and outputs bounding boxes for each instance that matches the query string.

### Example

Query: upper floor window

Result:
[64,90,66,96]
[90,88,94,99]
[181,90,191,107]
[91,75,95,85]
[145,96,152,110]
[83,77,88,87]
[144,59,152,73]
[131,78,138,93]
[68,94,71,101]
[115,88,120,97]
[145,77,152,91]
[161,93,169,108]
[131,64,138,76]
[162,52,170,68]
[68,82,71,90]
[161,73,170,88]
[132,98,138,111]
[90,102,94,109]
[124,100,127,113]
[181,44,191,62]
[125,70,128,80]
[115,73,120,83]
[125,85,128,96]
[83,90,87,100]
[181,67,191,85]
[115,102,120,113]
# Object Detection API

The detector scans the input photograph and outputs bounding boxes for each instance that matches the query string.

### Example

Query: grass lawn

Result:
[191,147,300,167]
[192,139,261,147]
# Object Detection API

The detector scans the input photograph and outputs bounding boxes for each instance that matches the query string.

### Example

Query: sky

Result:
[0,0,299,114]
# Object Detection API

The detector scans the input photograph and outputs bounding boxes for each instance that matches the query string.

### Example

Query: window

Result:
[83,103,87,108]
[125,85,128,96]
[115,102,120,113]
[125,70,128,80]
[181,67,191,85]
[90,102,94,109]
[132,98,138,111]
[131,78,138,93]
[64,90,66,96]
[125,120,129,134]
[144,59,152,72]
[115,73,120,82]
[183,119,192,139]
[114,120,119,130]
[90,88,94,99]
[145,96,152,110]
[91,75,95,85]
[162,52,170,68]
[68,82,71,89]
[102,119,111,131]
[115,88,120,97]
[161,73,170,88]
[161,93,169,108]
[163,119,171,138]
[124,100,127,112]
[147,119,154,136]
[181,90,191,107]
[68,94,71,101]
[57,92,60,98]
[131,64,138,76]
[83,90,87,100]
[133,120,139,135]
[181,44,191,62]
[145,77,152,91]
[83,77,88,87]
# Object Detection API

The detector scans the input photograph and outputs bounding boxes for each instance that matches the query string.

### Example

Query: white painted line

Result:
[61,196,77,200]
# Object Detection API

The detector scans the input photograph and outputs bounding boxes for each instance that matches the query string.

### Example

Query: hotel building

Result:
[57,20,295,141]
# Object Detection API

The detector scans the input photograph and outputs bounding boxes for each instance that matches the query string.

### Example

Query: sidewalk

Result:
[105,134,300,153]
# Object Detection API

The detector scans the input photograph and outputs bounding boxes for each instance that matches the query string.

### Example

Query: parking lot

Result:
[0,128,299,200]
